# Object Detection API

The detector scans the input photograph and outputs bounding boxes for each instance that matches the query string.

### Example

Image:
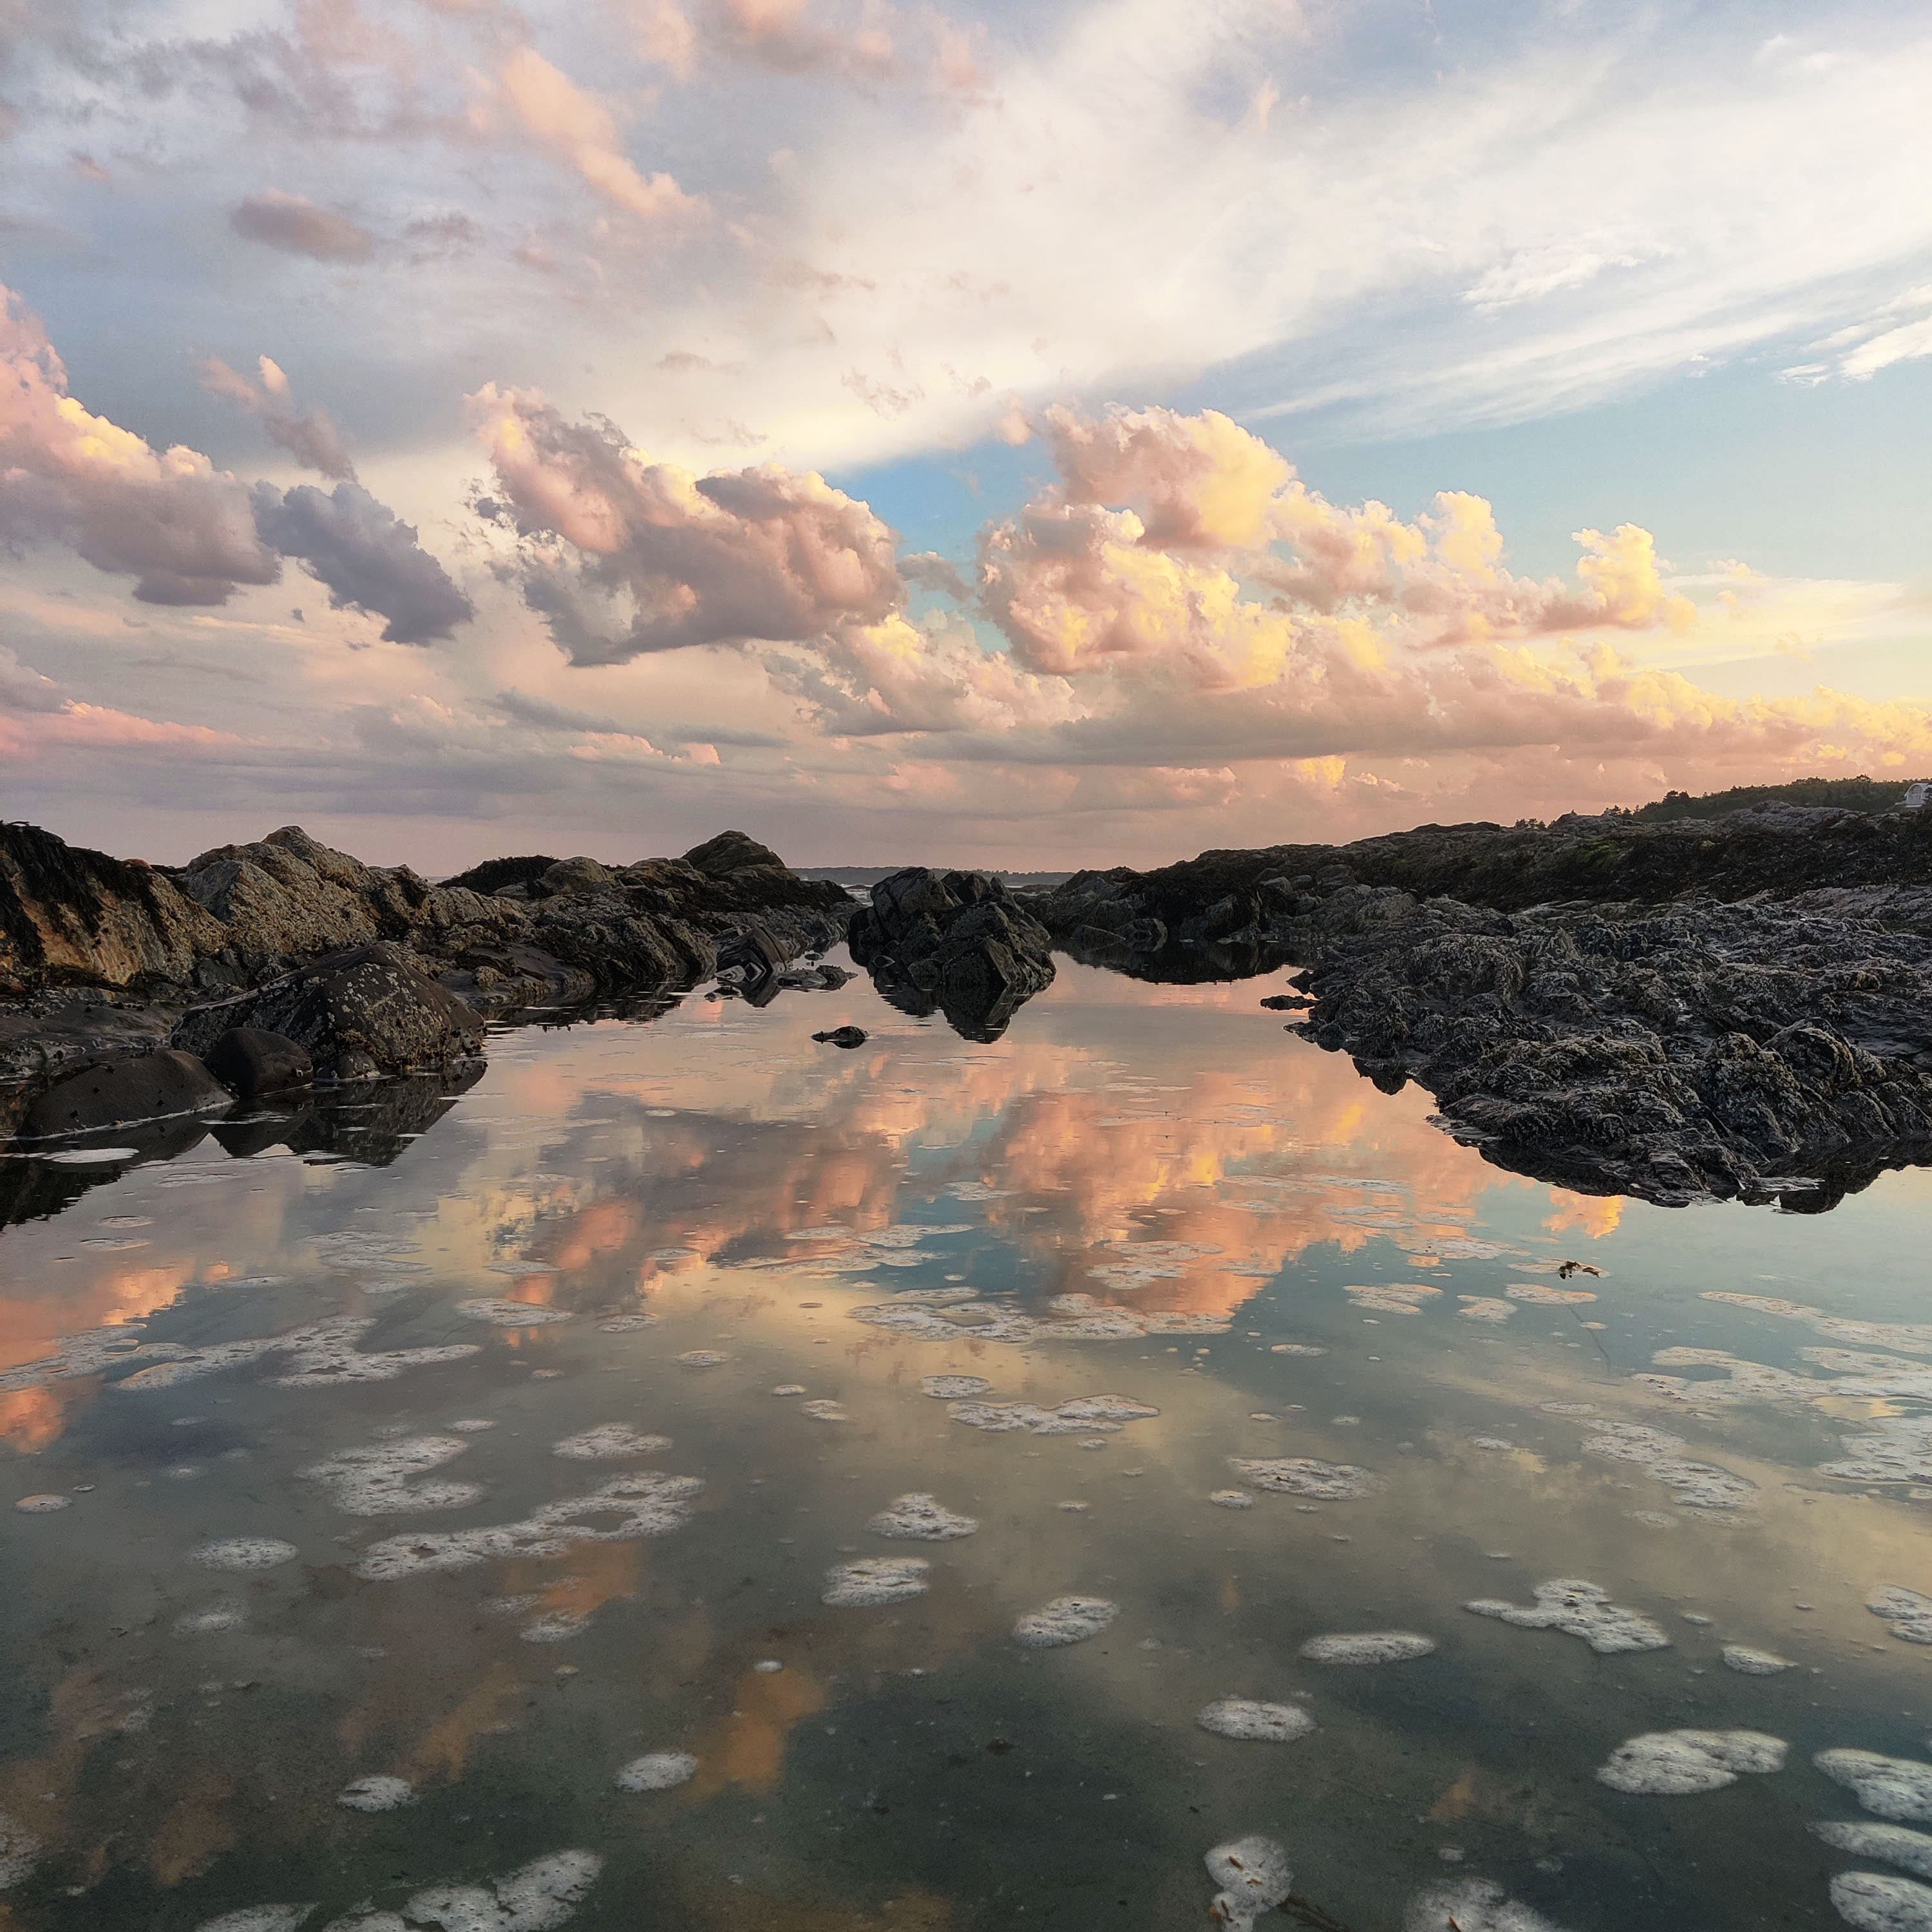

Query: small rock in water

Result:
[867,1493,978,1540]
[337,1774,415,1812]
[1830,1871,1932,1932]
[1816,1749,1932,1823]
[1595,1728,1786,1795]
[822,1557,931,1607]
[615,1750,697,1792]
[1013,1596,1117,1648]
[1299,1631,1436,1665]
[812,1027,868,1048]
[1721,1643,1794,1676]
[1197,1698,1316,1743]
[1204,1835,1293,1931]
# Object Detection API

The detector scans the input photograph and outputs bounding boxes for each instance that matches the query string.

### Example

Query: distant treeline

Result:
[1630,775,1928,823]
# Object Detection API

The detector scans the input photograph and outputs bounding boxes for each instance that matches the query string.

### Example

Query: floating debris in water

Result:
[193,1537,299,1571]
[823,1557,931,1607]
[453,1299,573,1327]
[354,1472,702,1581]
[922,1375,991,1399]
[1815,1821,1932,1880]
[300,1435,482,1515]
[1227,1457,1380,1501]
[1464,1580,1670,1654]
[552,1425,671,1461]
[1405,1877,1571,1930]
[1868,1587,1932,1645]
[1208,1490,1255,1510]
[1197,1698,1316,1743]
[1595,1729,1786,1795]
[14,1493,70,1513]
[1204,1835,1293,1930]
[616,1751,696,1792]
[1816,1750,1932,1823]
[951,1394,1158,1437]
[1723,1645,1795,1676]
[1013,1596,1117,1647]
[1829,1871,1932,1931]
[1299,1631,1436,1665]
[867,1493,978,1540]
[337,1774,415,1812]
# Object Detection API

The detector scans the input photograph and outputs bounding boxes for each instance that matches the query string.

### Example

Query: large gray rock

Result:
[23,1048,231,1137]
[848,868,1055,1041]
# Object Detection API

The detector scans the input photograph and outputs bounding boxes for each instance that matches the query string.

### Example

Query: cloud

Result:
[199,354,358,480]
[230,190,376,261]
[252,482,474,644]
[488,47,701,223]
[471,384,902,661]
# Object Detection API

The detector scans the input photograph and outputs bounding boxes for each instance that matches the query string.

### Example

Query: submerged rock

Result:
[23,1048,231,1137]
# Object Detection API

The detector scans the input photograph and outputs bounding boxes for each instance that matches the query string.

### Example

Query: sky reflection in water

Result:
[1,958,1929,1931]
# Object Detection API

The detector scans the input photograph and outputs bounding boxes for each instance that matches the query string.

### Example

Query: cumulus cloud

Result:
[230,190,376,261]
[253,482,473,644]
[488,48,700,223]
[629,0,980,89]
[199,354,358,480]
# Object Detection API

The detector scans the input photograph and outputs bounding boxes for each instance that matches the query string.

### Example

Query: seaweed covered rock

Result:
[848,868,1055,1041]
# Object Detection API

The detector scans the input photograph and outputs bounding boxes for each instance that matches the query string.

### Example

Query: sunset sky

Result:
[4,0,1931,869]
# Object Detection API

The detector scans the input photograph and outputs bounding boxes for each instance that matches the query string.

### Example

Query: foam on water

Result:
[1723,1644,1794,1675]
[1870,1588,1932,1645]
[193,1537,299,1571]
[1595,1728,1787,1795]
[1580,1421,1758,1515]
[921,1375,991,1399]
[1817,1750,1932,1823]
[300,1435,482,1515]
[1815,1823,1932,1880]
[1300,1631,1436,1665]
[866,1493,978,1540]
[337,1775,415,1812]
[1404,1879,1571,1931]
[175,1602,247,1634]
[615,1751,697,1792]
[1204,1835,1293,1929]
[822,1557,931,1607]
[453,1299,573,1327]
[551,1425,671,1461]
[14,1493,70,1512]
[194,1909,312,1932]
[1013,1595,1118,1647]
[1829,1872,1932,1932]
[799,1398,848,1421]
[1227,1457,1380,1500]
[0,1809,41,1889]
[1197,1698,1316,1743]
[951,1395,1158,1437]
[1208,1489,1255,1510]
[1464,1580,1671,1654]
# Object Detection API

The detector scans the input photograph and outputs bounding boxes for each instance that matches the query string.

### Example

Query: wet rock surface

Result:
[0,821,850,1133]
[847,867,1056,1042]
[1033,806,1932,1206]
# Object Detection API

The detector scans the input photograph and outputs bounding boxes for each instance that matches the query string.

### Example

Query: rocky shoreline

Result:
[1031,804,1932,1207]
[0,820,851,1144]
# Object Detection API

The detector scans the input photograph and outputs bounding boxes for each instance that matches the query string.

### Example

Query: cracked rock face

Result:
[847,867,1056,1042]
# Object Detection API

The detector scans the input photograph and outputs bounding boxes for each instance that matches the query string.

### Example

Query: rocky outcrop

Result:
[203,1025,314,1099]
[24,1048,232,1138]
[848,869,1056,1041]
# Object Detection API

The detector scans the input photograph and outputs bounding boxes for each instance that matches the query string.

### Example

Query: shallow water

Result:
[2,956,1929,1931]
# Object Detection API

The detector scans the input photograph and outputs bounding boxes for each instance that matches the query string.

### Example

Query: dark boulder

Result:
[813,1025,868,1048]
[205,1025,314,1099]
[683,829,789,877]
[848,868,1055,1042]
[23,1048,231,1137]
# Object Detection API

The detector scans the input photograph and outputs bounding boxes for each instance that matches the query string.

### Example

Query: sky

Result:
[3,0,1932,871]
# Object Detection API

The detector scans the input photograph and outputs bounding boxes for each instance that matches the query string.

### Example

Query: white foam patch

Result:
[1013,1595,1118,1647]
[520,1609,591,1643]
[1457,1298,1515,1323]
[14,1493,69,1513]
[950,1394,1158,1437]
[1817,1751,1932,1824]
[193,1537,299,1572]
[301,1436,482,1515]
[677,1350,730,1368]
[1404,1878,1573,1931]
[799,1399,847,1422]
[384,1849,601,1931]
[1344,1283,1439,1316]
[1595,1728,1786,1795]
[1227,1457,1381,1501]
[1464,1580,1670,1654]
[1830,1872,1932,1932]
[1871,1588,1932,1645]
[354,1472,702,1581]
[193,1909,314,1932]
[175,1602,247,1634]
[851,1292,1226,1345]
[1817,1823,1932,1880]
[822,1557,931,1607]
[1722,1644,1794,1676]
[453,1300,573,1327]
[1204,1835,1293,1931]
[551,1425,670,1461]
[80,1316,480,1395]
[1197,1698,1316,1743]
[867,1493,978,1540]
[1506,1283,1597,1305]
[41,1147,140,1165]
[598,1315,656,1333]
[0,1808,41,1889]
[922,1375,991,1399]
[1209,1490,1255,1510]
[615,1751,696,1792]
[1300,1631,1436,1665]
[337,1775,414,1812]
[1824,1417,1932,1488]
[772,1385,806,1397]
[1580,1421,1757,1514]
